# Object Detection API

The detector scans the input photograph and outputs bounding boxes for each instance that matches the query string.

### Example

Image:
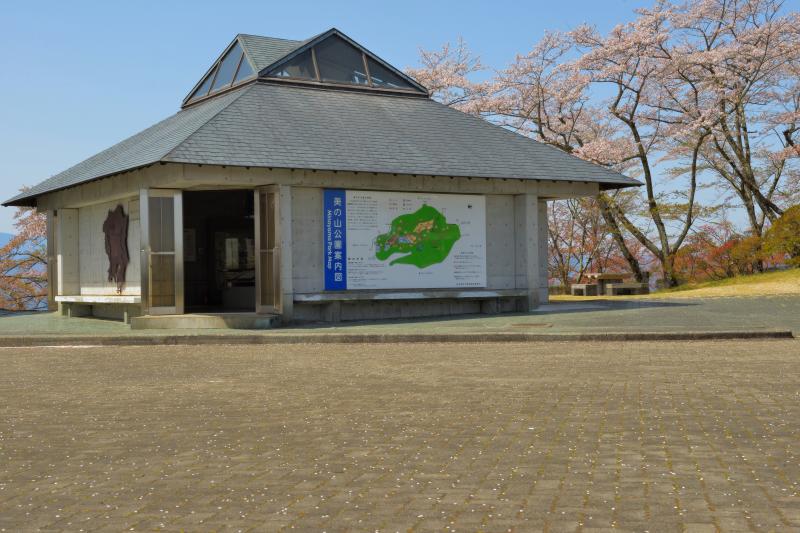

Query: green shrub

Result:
[729,235,764,275]
[763,205,800,267]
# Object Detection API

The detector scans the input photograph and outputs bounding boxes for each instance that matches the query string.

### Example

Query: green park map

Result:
[375,204,461,268]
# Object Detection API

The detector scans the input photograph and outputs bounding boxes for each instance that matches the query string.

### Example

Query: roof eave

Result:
[2,196,36,208]
[2,162,160,209]
[3,160,639,208]
[599,179,642,190]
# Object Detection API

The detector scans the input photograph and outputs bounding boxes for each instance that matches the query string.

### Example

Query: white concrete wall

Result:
[513,194,547,310]
[537,199,549,303]
[56,209,80,296]
[292,187,324,293]
[78,198,140,296]
[486,195,515,290]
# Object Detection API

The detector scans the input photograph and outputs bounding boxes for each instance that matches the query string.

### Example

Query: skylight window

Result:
[233,54,254,83]
[190,68,216,101]
[186,40,256,104]
[212,42,244,91]
[269,49,316,80]
[367,57,414,89]
[185,31,426,107]
[264,33,423,93]
[315,36,368,85]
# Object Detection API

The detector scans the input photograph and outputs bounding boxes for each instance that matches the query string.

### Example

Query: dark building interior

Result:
[183,190,255,312]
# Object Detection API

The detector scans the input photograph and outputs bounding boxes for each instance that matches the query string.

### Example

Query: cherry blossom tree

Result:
[570,3,717,287]
[488,32,651,282]
[658,0,800,237]
[547,198,607,290]
[408,0,799,288]
[0,205,47,311]
[405,38,493,116]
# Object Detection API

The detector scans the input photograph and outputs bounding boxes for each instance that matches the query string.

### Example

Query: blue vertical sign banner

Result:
[323,189,347,290]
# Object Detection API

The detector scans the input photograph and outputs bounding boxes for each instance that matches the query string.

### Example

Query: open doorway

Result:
[183,190,255,312]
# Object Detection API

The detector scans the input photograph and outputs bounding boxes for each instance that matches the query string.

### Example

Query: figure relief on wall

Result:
[103,205,129,294]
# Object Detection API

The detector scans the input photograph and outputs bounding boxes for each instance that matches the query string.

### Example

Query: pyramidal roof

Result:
[182,28,428,107]
[4,29,639,207]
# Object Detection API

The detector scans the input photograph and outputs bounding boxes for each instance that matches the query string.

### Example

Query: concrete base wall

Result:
[294,297,520,323]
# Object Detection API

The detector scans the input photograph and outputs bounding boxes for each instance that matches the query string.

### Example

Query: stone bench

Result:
[294,289,529,321]
[604,283,649,296]
[570,284,599,296]
[294,289,528,303]
[55,295,142,323]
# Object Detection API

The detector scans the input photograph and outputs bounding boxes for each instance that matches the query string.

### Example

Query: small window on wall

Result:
[268,49,316,80]
[314,35,369,85]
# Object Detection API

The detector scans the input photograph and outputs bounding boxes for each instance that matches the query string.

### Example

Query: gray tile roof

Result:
[237,34,304,72]
[5,83,638,206]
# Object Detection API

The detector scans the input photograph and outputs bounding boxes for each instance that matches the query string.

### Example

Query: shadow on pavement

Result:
[531,299,698,315]
[284,299,699,331]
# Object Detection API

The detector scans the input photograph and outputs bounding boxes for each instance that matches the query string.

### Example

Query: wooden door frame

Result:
[254,186,282,314]
[139,188,184,315]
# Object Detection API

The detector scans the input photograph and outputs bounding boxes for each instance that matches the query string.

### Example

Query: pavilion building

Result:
[4,28,638,328]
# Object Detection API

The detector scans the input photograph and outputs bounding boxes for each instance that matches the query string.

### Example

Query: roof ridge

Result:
[238,33,302,43]
[256,28,337,75]
[255,78,427,99]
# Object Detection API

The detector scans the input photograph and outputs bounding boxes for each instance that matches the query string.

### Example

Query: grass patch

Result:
[552,268,799,301]
[659,268,799,294]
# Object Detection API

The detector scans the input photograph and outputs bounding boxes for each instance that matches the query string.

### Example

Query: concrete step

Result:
[130,313,280,330]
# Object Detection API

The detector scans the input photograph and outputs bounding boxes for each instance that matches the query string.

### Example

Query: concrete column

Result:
[56,208,80,298]
[514,194,546,311]
[278,185,294,321]
[45,210,58,310]
[537,199,550,305]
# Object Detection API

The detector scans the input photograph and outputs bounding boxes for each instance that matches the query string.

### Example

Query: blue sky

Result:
[0,0,647,233]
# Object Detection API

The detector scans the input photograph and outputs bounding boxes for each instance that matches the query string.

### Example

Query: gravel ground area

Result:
[1,340,799,531]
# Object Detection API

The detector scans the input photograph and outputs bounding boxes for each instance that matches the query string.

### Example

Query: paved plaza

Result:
[1,339,799,531]
[0,296,798,340]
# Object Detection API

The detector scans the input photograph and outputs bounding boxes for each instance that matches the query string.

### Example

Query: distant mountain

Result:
[0,232,12,248]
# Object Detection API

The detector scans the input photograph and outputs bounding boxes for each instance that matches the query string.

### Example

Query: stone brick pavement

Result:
[0,340,798,531]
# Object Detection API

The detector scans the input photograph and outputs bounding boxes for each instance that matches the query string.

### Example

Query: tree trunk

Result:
[660,253,680,288]
[597,194,646,282]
